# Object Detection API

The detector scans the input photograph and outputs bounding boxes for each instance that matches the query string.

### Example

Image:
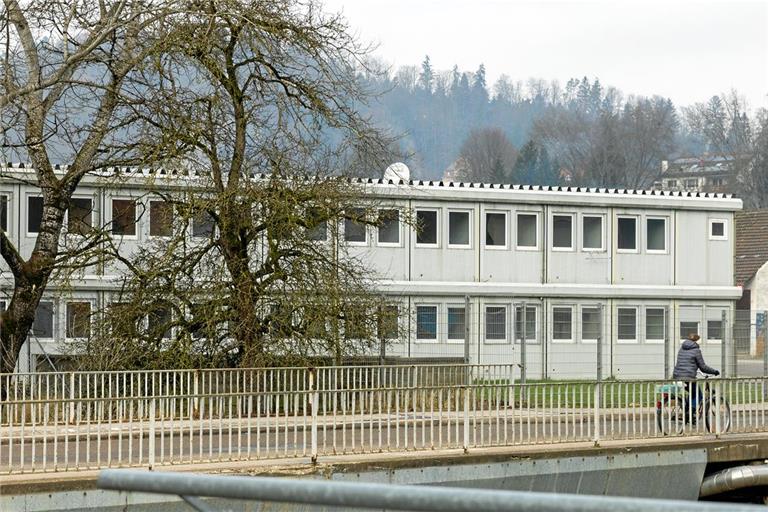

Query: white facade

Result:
[0,165,742,378]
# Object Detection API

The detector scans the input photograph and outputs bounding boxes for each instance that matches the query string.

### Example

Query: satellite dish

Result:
[383,162,410,182]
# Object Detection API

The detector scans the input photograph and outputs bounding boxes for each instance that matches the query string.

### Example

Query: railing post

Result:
[463,386,470,454]
[664,308,670,379]
[68,372,75,424]
[148,397,156,469]
[309,367,318,464]
[520,302,527,389]
[463,295,471,365]
[193,370,200,418]
[714,379,722,438]
[594,304,603,446]
[721,311,727,378]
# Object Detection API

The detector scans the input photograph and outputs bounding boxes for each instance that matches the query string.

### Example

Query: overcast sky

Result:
[323,0,768,110]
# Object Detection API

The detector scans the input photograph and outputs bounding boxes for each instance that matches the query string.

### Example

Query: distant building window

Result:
[112,199,137,236]
[485,212,506,247]
[552,306,573,341]
[416,305,438,340]
[617,307,637,342]
[150,201,174,237]
[709,219,727,240]
[0,195,8,232]
[377,209,400,245]
[68,198,93,236]
[646,217,666,252]
[449,211,470,246]
[646,308,666,342]
[667,180,677,187]
[344,208,367,243]
[516,213,538,249]
[192,210,215,238]
[32,301,54,338]
[617,217,637,251]
[581,307,601,342]
[28,196,43,234]
[685,179,698,188]
[515,305,536,342]
[416,210,438,246]
[447,306,466,341]
[582,215,603,251]
[552,214,573,250]
[66,301,91,338]
[485,305,507,341]
[711,177,725,187]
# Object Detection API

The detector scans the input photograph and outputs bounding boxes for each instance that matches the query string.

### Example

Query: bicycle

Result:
[656,375,731,435]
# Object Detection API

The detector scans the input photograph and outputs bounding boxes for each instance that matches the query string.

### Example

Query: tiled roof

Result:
[0,161,736,200]
[735,209,768,285]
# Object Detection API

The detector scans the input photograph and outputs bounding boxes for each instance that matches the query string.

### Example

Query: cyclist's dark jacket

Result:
[672,340,718,379]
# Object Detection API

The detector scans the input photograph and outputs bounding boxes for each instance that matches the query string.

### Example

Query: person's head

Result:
[686,333,701,343]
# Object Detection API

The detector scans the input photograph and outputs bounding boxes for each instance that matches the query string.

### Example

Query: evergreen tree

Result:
[418,55,434,92]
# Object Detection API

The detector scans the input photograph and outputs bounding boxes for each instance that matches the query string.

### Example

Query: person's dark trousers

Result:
[684,381,701,423]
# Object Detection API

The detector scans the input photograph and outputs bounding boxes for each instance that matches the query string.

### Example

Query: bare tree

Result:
[453,128,518,183]
[0,0,177,374]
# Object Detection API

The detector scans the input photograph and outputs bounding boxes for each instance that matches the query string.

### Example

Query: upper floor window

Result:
[377,209,400,245]
[416,210,438,246]
[552,214,573,250]
[150,200,174,237]
[448,211,471,247]
[112,199,137,236]
[646,217,667,252]
[0,195,8,232]
[709,219,727,240]
[485,212,506,248]
[28,196,43,234]
[344,208,366,243]
[582,215,603,251]
[516,213,538,249]
[192,210,215,238]
[617,216,637,251]
[68,198,93,236]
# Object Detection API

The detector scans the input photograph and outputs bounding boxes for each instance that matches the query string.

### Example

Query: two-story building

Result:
[1,163,743,379]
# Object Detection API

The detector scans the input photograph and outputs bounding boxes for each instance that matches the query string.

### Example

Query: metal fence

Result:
[1,364,767,474]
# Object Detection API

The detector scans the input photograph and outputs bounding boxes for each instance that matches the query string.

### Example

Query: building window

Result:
[344,306,368,339]
[707,319,723,342]
[344,208,367,243]
[68,198,93,236]
[148,303,173,339]
[514,305,536,342]
[112,199,137,236]
[552,306,573,342]
[679,321,700,340]
[66,301,91,338]
[617,307,637,342]
[0,195,8,232]
[516,213,538,249]
[709,219,727,240]
[192,210,215,238]
[485,212,506,248]
[617,216,637,251]
[581,307,601,343]
[416,210,438,246]
[378,209,400,245]
[711,177,725,187]
[646,308,666,343]
[448,211,470,247]
[485,305,507,342]
[377,305,399,340]
[416,305,438,341]
[685,178,698,188]
[307,208,327,241]
[447,306,466,342]
[552,214,573,250]
[667,179,677,187]
[32,301,54,338]
[28,196,43,234]
[582,215,603,251]
[646,217,666,252]
[149,200,173,237]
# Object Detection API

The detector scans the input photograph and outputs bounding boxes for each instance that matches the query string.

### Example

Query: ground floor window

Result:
[416,305,438,341]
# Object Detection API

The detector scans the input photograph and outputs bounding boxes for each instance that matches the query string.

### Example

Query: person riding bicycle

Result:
[672,332,719,422]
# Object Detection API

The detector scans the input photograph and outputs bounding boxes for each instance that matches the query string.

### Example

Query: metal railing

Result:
[1,365,767,474]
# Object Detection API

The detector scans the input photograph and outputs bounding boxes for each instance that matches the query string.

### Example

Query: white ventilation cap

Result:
[383,162,410,182]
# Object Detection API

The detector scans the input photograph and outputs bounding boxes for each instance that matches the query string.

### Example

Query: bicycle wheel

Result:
[705,397,731,433]
[657,396,685,435]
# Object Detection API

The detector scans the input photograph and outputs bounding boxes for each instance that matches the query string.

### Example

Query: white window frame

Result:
[65,299,93,340]
[515,211,539,251]
[645,216,668,254]
[580,305,602,344]
[446,304,467,344]
[551,305,574,343]
[0,193,11,235]
[616,215,639,253]
[447,209,472,249]
[415,304,439,343]
[551,213,574,252]
[484,210,508,250]
[25,194,44,237]
[514,304,539,344]
[709,218,728,241]
[415,208,440,248]
[110,197,139,240]
[581,214,605,252]
[644,306,666,344]
[66,195,95,238]
[484,303,509,344]
[616,306,638,344]
[376,208,402,247]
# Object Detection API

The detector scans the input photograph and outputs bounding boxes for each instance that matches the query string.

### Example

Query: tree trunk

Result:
[0,281,47,375]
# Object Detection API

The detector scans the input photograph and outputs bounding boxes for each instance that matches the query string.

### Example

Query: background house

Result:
[735,209,768,355]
